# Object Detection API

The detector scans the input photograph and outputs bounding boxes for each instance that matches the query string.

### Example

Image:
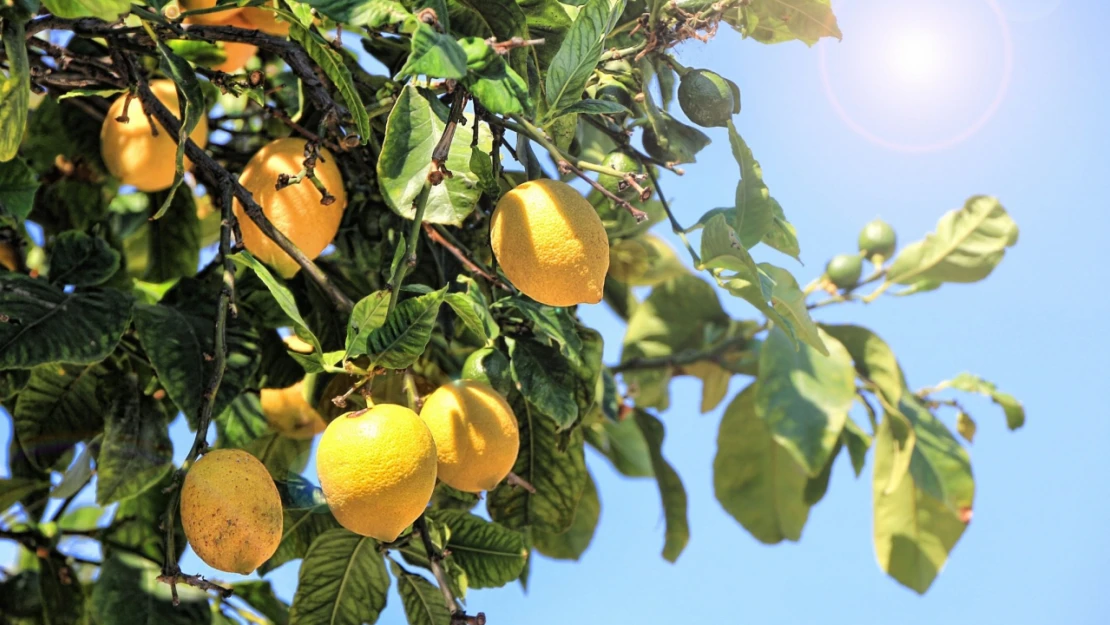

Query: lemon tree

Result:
[0,0,1025,623]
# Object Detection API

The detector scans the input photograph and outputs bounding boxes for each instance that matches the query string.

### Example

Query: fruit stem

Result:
[643,165,701,264]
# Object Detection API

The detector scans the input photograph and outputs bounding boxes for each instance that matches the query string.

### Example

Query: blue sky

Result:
[4,0,1109,623]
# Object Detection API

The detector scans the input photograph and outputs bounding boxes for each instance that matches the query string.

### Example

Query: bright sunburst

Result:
[887,30,942,85]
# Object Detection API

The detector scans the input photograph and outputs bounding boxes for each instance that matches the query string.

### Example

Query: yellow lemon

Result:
[178,0,244,24]
[241,4,291,36]
[232,137,347,278]
[490,179,609,307]
[179,449,282,575]
[100,79,209,192]
[316,405,438,541]
[260,380,326,439]
[420,380,519,493]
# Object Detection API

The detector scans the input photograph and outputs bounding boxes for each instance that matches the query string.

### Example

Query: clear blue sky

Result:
[4,0,1109,623]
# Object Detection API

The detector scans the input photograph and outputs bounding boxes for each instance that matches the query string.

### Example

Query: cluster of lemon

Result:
[181,372,520,574]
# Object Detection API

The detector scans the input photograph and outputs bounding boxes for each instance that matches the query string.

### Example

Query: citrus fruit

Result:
[100,79,210,192]
[232,137,347,278]
[858,219,897,259]
[420,380,519,493]
[241,4,291,36]
[460,347,512,396]
[209,16,258,73]
[825,254,863,289]
[316,405,438,541]
[261,379,327,439]
[179,449,282,575]
[178,0,243,24]
[678,69,738,128]
[597,152,642,200]
[489,179,610,307]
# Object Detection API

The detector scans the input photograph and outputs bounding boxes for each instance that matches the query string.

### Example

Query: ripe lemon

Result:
[490,179,610,307]
[232,137,347,278]
[420,380,519,493]
[178,0,243,24]
[317,405,438,541]
[100,79,209,192]
[179,449,282,575]
[241,4,291,36]
[261,380,326,439]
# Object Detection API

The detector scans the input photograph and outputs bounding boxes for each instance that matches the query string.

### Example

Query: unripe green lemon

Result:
[597,152,642,199]
[461,347,512,396]
[594,80,634,112]
[858,219,897,259]
[825,254,863,289]
[678,69,738,128]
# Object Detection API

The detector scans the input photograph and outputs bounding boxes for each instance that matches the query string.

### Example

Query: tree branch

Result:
[423,223,512,292]
[611,334,751,373]
[413,514,484,625]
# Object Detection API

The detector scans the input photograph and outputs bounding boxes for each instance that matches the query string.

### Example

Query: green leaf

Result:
[301,0,412,27]
[39,555,87,625]
[759,263,826,354]
[726,124,775,248]
[0,157,40,220]
[451,0,530,77]
[545,0,626,118]
[48,230,121,287]
[244,432,312,481]
[843,418,871,477]
[756,327,854,475]
[465,55,532,115]
[0,477,49,513]
[956,412,976,443]
[57,87,129,101]
[353,286,446,369]
[533,470,600,561]
[231,251,325,356]
[232,581,290,625]
[14,362,110,471]
[508,337,578,429]
[0,19,30,163]
[494,297,583,364]
[942,372,1025,430]
[872,415,968,594]
[145,187,200,282]
[377,85,493,224]
[517,0,573,70]
[288,23,371,143]
[897,395,975,514]
[260,504,342,575]
[150,41,204,217]
[635,411,689,561]
[97,376,173,505]
[488,393,587,533]
[732,0,842,46]
[558,98,628,116]
[92,554,211,625]
[444,288,498,342]
[345,290,391,358]
[104,472,185,563]
[886,196,1019,288]
[701,212,762,278]
[803,439,842,505]
[761,198,801,260]
[428,510,527,588]
[398,22,468,79]
[39,0,129,21]
[714,384,810,543]
[0,274,133,369]
[585,417,653,478]
[642,107,712,164]
[289,528,390,625]
[819,324,907,406]
[390,560,450,625]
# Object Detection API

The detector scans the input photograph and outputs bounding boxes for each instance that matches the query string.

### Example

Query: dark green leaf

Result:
[0,274,133,369]
[585,417,653,478]
[345,290,391,358]
[642,106,711,164]
[495,297,582,364]
[714,384,810,543]
[465,55,532,115]
[558,98,628,116]
[544,0,626,117]
[92,554,211,625]
[517,0,572,69]
[390,560,451,625]
[897,395,974,514]
[289,23,371,143]
[377,85,493,224]
[803,439,842,505]
[289,528,389,625]
[48,230,121,287]
[260,505,342,575]
[145,187,200,282]
[0,20,29,163]
[97,377,173,505]
[843,418,871,477]
[149,42,204,217]
[232,581,290,625]
[943,372,1025,430]
[244,432,312,481]
[533,470,600,561]
[886,196,1019,288]
[0,157,39,220]
[508,337,578,429]
[398,22,468,79]
[451,0,529,77]
[355,286,446,369]
[302,0,412,28]
[104,472,185,562]
[756,327,854,475]
[488,393,586,533]
[0,477,48,513]
[39,555,86,625]
[14,362,110,471]
[428,509,527,588]
[635,411,689,561]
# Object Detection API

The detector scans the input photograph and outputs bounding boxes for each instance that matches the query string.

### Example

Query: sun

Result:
[887,30,942,85]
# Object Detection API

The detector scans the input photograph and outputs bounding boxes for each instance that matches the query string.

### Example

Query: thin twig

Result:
[611,335,750,373]
[429,86,469,184]
[414,514,484,625]
[423,224,511,291]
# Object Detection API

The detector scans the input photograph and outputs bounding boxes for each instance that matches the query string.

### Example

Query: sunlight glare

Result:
[887,30,941,85]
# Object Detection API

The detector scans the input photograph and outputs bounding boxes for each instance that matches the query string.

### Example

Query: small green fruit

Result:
[597,152,642,199]
[826,254,863,289]
[461,347,512,396]
[858,219,897,259]
[678,69,739,128]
